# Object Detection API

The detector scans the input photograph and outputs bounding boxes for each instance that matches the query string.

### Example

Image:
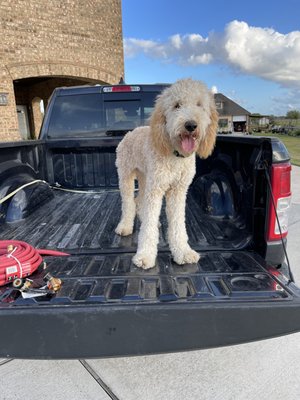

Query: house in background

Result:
[249,114,270,132]
[214,93,251,134]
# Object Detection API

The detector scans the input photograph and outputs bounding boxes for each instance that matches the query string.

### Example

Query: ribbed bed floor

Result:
[0,190,250,253]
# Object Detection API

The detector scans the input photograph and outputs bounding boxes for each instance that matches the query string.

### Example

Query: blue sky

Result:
[122,0,300,116]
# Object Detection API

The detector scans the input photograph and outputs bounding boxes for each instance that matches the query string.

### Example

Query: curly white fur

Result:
[115,79,218,269]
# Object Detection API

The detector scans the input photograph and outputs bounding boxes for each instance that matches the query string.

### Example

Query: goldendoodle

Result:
[115,78,218,269]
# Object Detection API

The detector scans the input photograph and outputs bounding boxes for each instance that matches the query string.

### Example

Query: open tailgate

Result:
[1,250,300,359]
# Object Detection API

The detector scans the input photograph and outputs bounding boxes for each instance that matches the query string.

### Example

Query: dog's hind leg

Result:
[135,171,145,223]
[115,171,136,236]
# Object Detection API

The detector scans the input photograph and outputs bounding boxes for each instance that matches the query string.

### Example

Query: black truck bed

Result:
[3,188,300,360]
[0,189,250,252]
[0,188,276,305]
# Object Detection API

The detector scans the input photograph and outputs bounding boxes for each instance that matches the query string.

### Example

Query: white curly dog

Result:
[115,79,218,269]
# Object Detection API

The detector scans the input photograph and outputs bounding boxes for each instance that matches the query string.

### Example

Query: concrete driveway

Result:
[1,167,300,400]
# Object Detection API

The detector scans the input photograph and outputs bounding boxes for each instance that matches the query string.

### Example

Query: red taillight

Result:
[267,162,292,241]
[102,85,141,93]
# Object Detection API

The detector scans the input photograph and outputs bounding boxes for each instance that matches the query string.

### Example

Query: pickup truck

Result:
[0,83,300,359]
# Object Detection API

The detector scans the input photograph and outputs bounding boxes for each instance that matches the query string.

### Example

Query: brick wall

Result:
[0,0,124,141]
[0,73,19,141]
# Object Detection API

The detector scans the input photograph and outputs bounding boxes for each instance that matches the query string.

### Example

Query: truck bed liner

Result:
[0,250,290,307]
[1,248,300,359]
[0,190,250,252]
[4,190,299,360]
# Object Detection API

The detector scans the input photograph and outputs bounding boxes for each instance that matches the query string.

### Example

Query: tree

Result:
[286,110,300,119]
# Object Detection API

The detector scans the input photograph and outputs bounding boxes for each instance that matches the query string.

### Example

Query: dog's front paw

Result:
[115,222,133,236]
[173,248,200,265]
[132,252,156,270]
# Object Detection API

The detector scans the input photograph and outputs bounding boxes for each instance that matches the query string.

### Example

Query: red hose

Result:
[0,240,69,286]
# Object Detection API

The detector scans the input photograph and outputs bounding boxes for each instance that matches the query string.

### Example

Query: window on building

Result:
[218,118,228,128]
[215,101,223,110]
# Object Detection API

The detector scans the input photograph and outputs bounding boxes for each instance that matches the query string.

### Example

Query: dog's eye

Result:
[197,101,202,107]
[174,102,181,109]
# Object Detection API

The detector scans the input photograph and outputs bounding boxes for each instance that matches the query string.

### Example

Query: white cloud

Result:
[211,85,218,94]
[124,33,215,65]
[124,38,166,58]
[170,34,182,50]
[224,21,300,87]
[188,53,213,65]
[124,20,300,88]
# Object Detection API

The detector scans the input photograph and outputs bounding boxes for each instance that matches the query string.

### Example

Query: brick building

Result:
[0,0,124,141]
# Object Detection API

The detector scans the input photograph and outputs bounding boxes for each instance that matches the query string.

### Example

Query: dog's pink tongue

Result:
[181,136,195,153]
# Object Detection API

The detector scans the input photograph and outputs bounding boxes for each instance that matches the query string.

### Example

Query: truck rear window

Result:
[46,92,157,138]
[47,94,104,137]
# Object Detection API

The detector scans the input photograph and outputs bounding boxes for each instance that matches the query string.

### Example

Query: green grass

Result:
[253,132,300,166]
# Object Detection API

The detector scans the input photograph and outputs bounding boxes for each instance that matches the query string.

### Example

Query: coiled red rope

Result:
[0,240,69,286]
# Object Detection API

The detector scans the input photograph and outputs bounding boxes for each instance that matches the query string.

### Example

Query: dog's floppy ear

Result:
[150,99,172,156]
[197,106,218,159]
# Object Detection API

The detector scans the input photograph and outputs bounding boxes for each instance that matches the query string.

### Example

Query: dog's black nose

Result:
[185,120,197,132]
